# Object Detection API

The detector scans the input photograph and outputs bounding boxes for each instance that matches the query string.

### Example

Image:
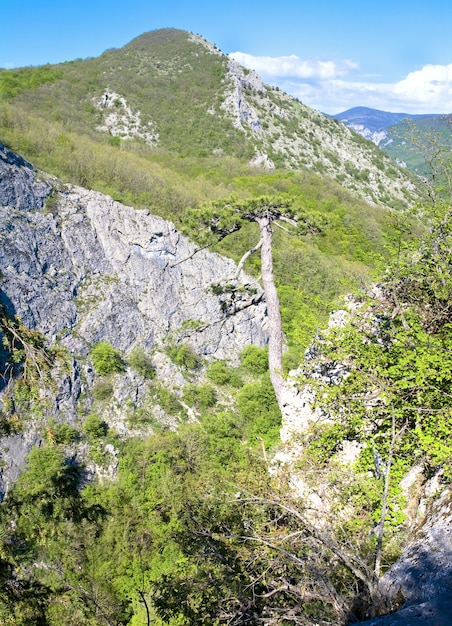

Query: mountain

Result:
[1,29,451,626]
[329,106,435,141]
[331,106,451,176]
[0,28,420,209]
[331,107,402,136]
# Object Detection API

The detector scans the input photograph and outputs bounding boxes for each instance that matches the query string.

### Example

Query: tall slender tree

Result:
[181,196,299,410]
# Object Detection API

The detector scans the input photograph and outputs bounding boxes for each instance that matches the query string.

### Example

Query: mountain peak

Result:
[0,29,422,208]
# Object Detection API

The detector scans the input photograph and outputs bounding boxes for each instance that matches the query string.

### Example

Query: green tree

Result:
[182,195,307,411]
[298,201,452,588]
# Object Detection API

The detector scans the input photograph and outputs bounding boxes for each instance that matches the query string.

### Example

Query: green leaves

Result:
[90,340,125,375]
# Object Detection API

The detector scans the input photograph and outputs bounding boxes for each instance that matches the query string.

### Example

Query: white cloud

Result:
[230,51,358,81]
[392,64,452,109]
[229,52,452,115]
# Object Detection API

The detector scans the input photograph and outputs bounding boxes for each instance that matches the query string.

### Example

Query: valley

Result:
[0,28,450,626]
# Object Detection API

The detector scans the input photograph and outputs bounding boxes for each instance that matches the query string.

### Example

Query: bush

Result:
[240,345,268,374]
[237,374,281,447]
[153,385,185,417]
[45,420,78,445]
[206,360,242,387]
[83,413,109,439]
[128,346,155,378]
[166,342,202,371]
[90,341,125,375]
[182,384,217,411]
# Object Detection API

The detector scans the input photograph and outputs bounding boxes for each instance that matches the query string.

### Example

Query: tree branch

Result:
[233,238,263,280]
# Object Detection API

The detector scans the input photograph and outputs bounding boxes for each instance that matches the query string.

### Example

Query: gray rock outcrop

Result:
[358,489,452,625]
[0,141,52,211]
[0,143,268,494]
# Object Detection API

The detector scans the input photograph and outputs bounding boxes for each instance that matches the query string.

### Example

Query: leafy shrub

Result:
[182,384,217,411]
[206,360,242,387]
[90,341,125,375]
[83,413,109,439]
[152,384,185,417]
[166,342,202,371]
[45,420,78,445]
[236,374,281,447]
[128,346,155,379]
[240,345,268,374]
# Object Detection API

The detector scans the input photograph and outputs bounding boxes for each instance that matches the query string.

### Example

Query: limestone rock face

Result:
[359,489,452,625]
[0,144,268,494]
[0,144,266,357]
[0,142,51,211]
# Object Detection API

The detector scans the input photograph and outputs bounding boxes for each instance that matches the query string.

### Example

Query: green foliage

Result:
[128,346,155,378]
[166,342,203,371]
[152,384,186,417]
[45,420,78,445]
[206,360,242,387]
[83,413,109,439]
[90,340,124,375]
[182,383,216,412]
[16,446,70,495]
[0,66,63,99]
[301,202,452,494]
[236,374,281,447]
[0,305,69,429]
[240,344,269,374]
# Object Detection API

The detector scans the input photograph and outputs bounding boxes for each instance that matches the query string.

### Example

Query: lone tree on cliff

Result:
[181,195,313,411]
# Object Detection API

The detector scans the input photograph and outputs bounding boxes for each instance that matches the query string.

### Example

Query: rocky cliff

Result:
[0,142,268,494]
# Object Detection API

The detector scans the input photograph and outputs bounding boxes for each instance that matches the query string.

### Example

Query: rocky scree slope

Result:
[0,142,267,494]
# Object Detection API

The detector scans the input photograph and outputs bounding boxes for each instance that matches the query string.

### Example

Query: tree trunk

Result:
[256,216,284,410]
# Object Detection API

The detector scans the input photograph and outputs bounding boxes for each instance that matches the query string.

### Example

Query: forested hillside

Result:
[0,27,450,626]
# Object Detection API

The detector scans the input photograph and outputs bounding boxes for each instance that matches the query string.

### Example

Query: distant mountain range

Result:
[329,107,451,174]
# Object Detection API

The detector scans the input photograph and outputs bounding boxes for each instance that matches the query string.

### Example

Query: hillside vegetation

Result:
[0,29,420,205]
[0,29,425,356]
[0,28,450,626]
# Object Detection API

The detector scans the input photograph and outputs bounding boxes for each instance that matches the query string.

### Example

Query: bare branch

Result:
[168,242,215,268]
[233,238,263,280]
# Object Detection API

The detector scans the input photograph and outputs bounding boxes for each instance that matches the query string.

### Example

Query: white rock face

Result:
[95,90,159,146]
[0,180,267,360]
[279,377,323,443]
[0,144,268,493]
[249,152,275,169]
[221,59,265,133]
[348,124,390,147]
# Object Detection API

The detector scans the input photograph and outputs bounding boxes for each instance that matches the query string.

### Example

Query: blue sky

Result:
[2,0,452,114]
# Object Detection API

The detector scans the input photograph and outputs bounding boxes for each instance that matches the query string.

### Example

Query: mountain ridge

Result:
[0,28,421,209]
[331,106,451,175]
